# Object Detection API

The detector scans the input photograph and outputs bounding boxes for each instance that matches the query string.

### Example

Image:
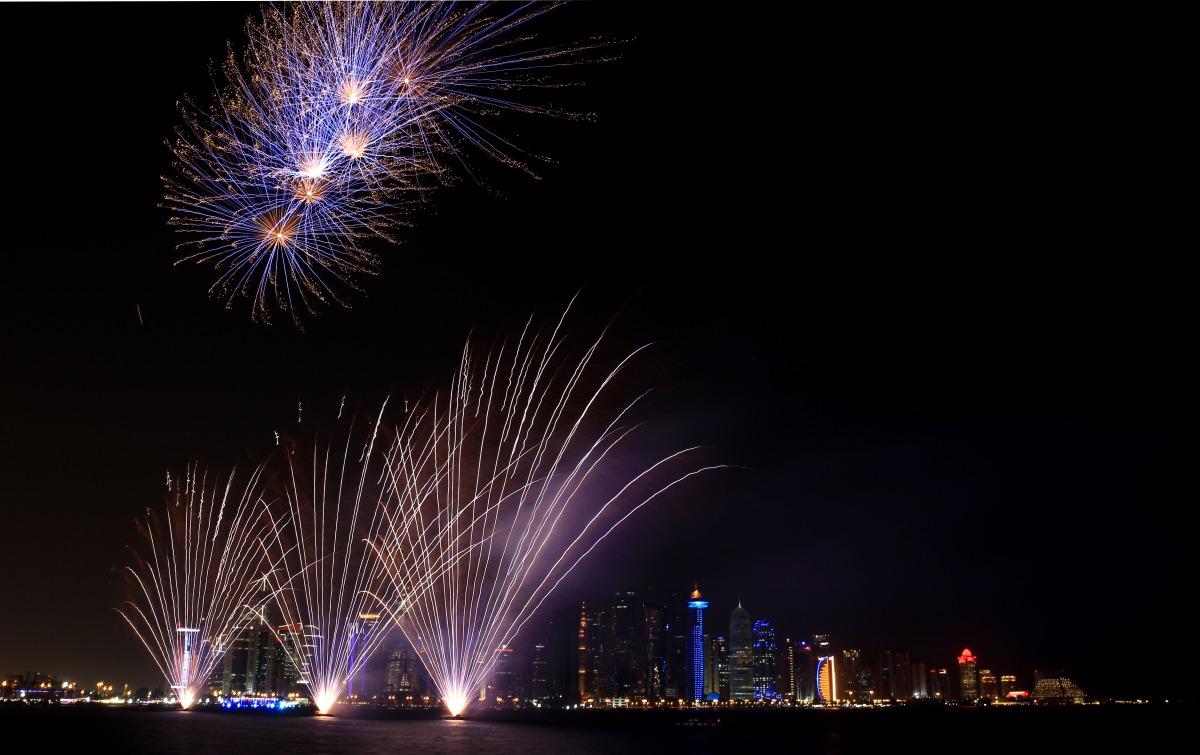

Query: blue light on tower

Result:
[688,584,708,703]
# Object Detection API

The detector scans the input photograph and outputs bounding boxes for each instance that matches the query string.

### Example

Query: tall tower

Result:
[707,634,728,700]
[642,600,666,701]
[347,612,379,700]
[729,601,754,701]
[957,648,978,702]
[751,620,779,701]
[576,603,588,702]
[687,584,708,703]
[816,653,837,704]
[610,591,638,702]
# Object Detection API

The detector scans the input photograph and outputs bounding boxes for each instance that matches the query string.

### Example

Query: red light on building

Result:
[958,648,976,664]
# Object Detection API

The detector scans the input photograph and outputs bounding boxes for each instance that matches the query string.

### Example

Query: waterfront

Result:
[2,703,1190,754]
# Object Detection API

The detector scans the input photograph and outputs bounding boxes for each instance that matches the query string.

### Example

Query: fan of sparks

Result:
[371,305,722,717]
[116,461,282,710]
[118,302,719,716]
[162,1,611,325]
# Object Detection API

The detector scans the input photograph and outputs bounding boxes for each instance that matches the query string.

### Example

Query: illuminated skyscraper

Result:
[780,637,796,702]
[687,584,708,703]
[752,620,779,701]
[840,648,866,703]
[793,640,815,703]
[642,601,667,701]
[979,668,998,701]
[176,626,199,700]
[729,601,754,701]
[382,636,428,706]
[576,603,588,702]
[911,662,929,698]
[1031,669,1085,704]
[708,635,729,700]
[488,644,518,707]
[958,648,978,702]
[816,654,837,703]
[1000,674,1018,699]
[347,612,379,700]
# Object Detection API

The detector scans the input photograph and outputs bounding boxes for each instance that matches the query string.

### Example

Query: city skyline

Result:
[0,578,1129,705]
[0,1,1189,709]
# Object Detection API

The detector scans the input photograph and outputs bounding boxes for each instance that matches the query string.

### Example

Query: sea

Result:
[1,702,1191,754]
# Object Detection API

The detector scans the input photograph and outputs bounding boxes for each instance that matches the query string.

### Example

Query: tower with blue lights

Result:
[687,584,708,703]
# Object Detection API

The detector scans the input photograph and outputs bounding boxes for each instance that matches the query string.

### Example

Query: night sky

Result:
[0,2,1189,703]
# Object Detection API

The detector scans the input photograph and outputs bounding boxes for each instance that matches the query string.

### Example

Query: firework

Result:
[371,303,721,717]
[162,1,614,324]
[255,403,418,716]
[116,461,279,710]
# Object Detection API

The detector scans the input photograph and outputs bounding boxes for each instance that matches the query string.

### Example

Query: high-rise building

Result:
[979,668,998,701]
[816,654,836,703]
[656,589,689,702]
[840,648,865,703]
[642,600,666,701]
[957,648,979,702]
[528,641,550,703]
[347,612,380,700]
[610,591,638,702]
[1031,669,1085,704]
[276,624,315,696]
[488,644,519,707]
[576,603,588,702]
[793,640,815,703]
[729,601,754,702]
[911,662,929,698]
[879,650,911,701]
[751,620,779,701]
[931,667,951,701]
[687,584,708,703]
[707,635,728,701]
[999,674,1018,699]
[382,635,428,706]
[780,637,796,702]
[581,605,607,702]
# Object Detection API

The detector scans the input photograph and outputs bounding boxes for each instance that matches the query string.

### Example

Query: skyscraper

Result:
[729,601,754,702]
[708,634,729,700]
[610,591,638,702]
[347,612,380,700]
[687,584,708,703]
[816,654,837,704]
[752,619,779,701]
[382,635,428,706]
[957,648,979,702]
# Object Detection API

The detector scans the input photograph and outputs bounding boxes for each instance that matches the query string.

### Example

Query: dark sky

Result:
[0,2,1189,703]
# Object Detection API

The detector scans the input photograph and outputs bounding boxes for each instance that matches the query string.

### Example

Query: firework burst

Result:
[162,1,615,325]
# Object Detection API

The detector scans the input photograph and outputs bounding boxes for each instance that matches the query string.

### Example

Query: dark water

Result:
[1,703,1190,754]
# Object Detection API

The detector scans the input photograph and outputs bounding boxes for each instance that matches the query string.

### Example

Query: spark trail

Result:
[117,461,279,710]
[371,302,722,717]
[256,403,422,716]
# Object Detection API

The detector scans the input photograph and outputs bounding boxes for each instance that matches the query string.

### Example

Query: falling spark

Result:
[117,461,280,710]
[256,403,428,716]
[370,301,721,717]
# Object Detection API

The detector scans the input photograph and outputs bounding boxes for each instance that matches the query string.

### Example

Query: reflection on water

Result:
[2,703,1191,755]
